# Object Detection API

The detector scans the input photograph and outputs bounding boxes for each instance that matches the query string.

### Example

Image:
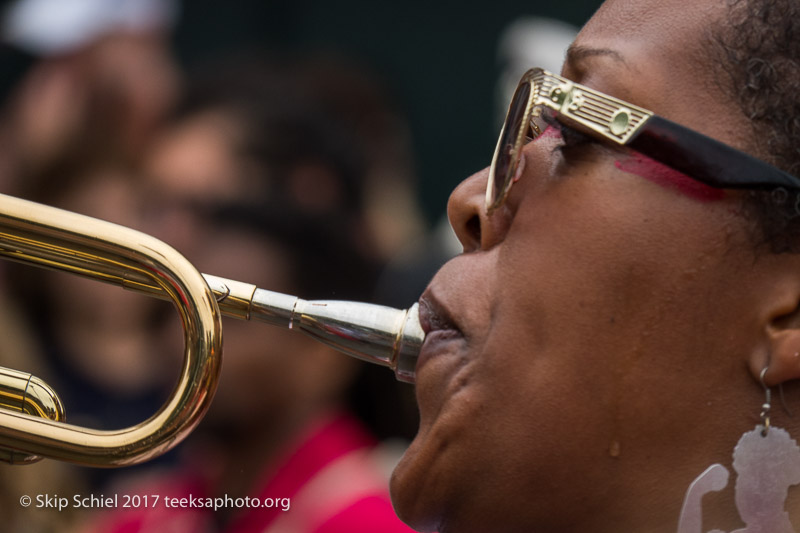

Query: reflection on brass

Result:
[0,366,64,464]
[0,193,222,467]
[0,193,423,467]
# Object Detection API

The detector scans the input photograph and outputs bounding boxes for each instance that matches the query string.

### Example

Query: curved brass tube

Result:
[0,193,223,467]
[0,193,423,467]
[0,366,64,464]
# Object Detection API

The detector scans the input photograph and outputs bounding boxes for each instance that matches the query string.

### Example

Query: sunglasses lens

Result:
[491,82,531,209]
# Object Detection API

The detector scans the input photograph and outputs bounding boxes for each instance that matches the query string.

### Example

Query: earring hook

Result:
[760,367,771,437]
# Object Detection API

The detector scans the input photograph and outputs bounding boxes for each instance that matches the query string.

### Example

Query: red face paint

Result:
[615,153,725,202]
[538,124,561,141]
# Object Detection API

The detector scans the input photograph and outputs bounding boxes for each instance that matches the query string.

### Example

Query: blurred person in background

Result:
[287,54,425,265]
[0,0,180,189]
[0,0,182,427]
[0,1,180,530]
[82,55,417,533]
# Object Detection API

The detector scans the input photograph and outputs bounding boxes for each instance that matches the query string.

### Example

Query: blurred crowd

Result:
[0,0,579,531]
[0,0,434,531]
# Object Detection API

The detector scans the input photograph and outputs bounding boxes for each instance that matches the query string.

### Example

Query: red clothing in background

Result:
[88,413,415,533]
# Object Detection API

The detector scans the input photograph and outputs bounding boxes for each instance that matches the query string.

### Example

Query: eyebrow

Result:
[565,45,626,70]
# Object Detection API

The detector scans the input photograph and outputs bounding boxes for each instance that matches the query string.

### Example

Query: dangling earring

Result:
[760,367,772,436]
[677,367,800,533]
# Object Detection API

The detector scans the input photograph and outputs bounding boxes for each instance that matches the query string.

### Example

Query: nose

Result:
[447,167,514,253]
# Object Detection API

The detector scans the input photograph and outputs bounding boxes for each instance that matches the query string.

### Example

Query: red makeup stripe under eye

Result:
[538,125,561,140]
[614,153,725,202]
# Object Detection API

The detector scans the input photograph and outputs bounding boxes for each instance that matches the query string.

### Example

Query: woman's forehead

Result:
[582,0,724,39]
[575,0,725,76]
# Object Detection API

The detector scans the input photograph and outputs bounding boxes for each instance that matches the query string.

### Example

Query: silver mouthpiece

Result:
[202,274,424,383]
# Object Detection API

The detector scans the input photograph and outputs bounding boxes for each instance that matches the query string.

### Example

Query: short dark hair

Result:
[711,0,800,252]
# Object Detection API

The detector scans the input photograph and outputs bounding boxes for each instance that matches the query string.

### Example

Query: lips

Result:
[416,292,465,374]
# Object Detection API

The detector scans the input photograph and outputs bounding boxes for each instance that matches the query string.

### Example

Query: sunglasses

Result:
[486,67,800,214]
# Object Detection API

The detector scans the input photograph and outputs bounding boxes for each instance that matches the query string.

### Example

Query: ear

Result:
[754,293,800,387]
[760,329,800,386]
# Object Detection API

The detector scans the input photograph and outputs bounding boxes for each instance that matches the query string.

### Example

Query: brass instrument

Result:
[0,193,423,467]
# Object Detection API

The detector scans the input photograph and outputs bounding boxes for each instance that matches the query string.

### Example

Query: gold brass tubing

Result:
[0,190,423,466]
[0,369,64,420]
[202,274,260,320]
[0,366,64,464]
[0,193,222,467]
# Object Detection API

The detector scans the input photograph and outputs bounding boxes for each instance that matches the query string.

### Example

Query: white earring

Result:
[677,368,800,533]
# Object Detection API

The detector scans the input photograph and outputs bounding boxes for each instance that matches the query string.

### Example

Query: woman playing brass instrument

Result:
[388,0,800,531]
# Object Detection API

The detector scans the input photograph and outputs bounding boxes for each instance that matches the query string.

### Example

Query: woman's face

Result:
[390,0,780,531]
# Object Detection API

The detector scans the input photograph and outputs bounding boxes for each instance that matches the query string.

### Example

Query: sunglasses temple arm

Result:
[628,116,800,190]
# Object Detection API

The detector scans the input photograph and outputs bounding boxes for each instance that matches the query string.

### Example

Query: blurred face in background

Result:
[6,29,179,178]
[40,169,174,397]
[1,21,183,404]
[141,109,355,433]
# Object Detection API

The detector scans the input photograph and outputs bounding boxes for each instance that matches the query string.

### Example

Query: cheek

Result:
[615,152,726,203]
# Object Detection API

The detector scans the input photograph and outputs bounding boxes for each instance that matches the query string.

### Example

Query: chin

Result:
[389,436,445,533]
